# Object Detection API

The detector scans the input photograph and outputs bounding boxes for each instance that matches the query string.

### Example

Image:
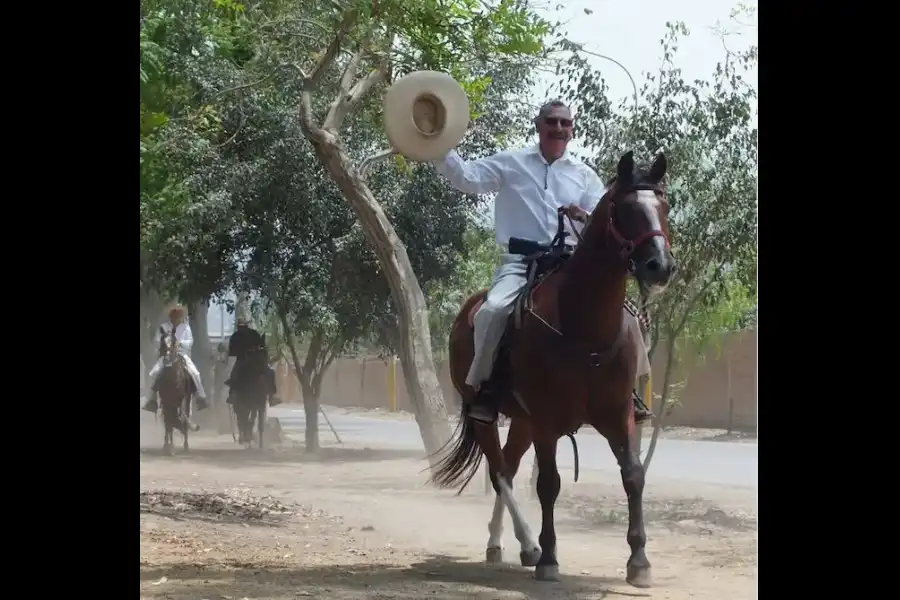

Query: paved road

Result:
[269,407,758,489]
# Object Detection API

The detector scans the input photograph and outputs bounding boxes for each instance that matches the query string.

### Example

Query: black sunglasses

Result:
[543,117,573,128]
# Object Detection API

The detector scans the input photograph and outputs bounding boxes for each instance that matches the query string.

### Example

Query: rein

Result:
[568,182,669,270]
[524,183,667,357]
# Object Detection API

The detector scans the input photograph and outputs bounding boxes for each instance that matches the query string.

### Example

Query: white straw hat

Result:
[383,71,470,162]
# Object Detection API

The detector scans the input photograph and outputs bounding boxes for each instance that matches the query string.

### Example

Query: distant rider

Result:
[142,304,209,414]
[225,317,281,407]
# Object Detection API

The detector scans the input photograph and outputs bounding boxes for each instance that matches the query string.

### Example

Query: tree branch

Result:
[303,329,325,382]
[673,259,727,335]
[277,303,307,382]
[305,10,359,90]
[321,47,363,130]
[322,55,390,132]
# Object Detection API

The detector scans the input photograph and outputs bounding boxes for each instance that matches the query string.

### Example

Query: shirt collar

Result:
[527,143,572,165]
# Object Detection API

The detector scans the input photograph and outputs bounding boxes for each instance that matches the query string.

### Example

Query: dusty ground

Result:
[140,425,757,600]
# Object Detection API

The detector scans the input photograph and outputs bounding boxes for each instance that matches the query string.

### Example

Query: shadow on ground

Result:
[140,554,651,600]
[705,431,757,442]
[557,493,757,533]
[140,445,425,467]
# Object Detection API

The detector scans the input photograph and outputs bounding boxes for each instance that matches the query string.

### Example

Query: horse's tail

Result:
[429,405,483,495]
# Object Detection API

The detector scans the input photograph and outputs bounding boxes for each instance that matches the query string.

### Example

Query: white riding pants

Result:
[464,253,651,389]
[147,352,207,398]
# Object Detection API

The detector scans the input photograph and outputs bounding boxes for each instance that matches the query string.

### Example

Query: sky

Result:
[531,0,758,154]
[206,0,759,337]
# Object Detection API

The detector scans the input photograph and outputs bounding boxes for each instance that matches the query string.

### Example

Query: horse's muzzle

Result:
[635,252,675,291]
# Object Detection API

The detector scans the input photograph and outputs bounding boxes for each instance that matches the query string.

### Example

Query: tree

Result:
[140,0,269,396]
[426,225,500,361]
[556,15,757,470]
[193,58,491,452]
[228,0,553,457]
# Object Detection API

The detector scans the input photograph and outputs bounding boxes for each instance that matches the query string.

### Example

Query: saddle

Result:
[466,236,573,331]
[466,231,651,395]
[466,238,650,334]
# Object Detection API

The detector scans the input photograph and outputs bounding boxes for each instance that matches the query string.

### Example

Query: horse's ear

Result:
[261,333,266,346]
[616,151,635,183]
[649,153,667,183]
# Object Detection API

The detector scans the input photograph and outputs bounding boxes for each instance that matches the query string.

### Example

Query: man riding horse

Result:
[224,317,281,407]
[432,100,653,425]
[142,304,209,414]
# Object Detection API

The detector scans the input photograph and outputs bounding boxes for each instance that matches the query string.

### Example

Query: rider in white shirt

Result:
[433,100,653,424]
[142,305,209,414]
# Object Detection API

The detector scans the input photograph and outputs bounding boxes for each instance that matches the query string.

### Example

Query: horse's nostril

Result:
[645,258,661,273]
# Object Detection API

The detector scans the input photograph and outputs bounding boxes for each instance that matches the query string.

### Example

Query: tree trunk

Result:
[308,136,451,459]
[235,291,250,322]
[299,378,320,453]
[642,333,678,472]
[189,300,213,402]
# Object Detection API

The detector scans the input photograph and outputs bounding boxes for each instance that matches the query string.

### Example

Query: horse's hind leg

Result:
[181,417,190,452]
[258,405,265,449]
[533,436,562,581]
[163,417,174,456]
[605,427,652,588]
[487,417,540,566]
[476,421,538,570]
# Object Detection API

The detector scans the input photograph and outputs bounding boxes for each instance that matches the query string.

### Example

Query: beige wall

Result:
[276,328,757,431]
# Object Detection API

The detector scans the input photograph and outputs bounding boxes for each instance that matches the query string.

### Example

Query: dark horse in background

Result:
[431,152,676,587]
[229,338,270,449]
[157,326,196,455]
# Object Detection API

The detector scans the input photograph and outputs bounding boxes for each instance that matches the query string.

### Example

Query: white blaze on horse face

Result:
[636,190,664,250]
[636,190,670,292]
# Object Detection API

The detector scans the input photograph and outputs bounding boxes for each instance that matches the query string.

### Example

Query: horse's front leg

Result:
[607,431,652,588]
[487,417,539,566]
[163,412,174,455]
[533,437,562,581]
[182,398,191,451]
[258,402,266,449]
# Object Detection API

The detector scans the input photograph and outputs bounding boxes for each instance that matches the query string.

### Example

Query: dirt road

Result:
[140,431,757,599]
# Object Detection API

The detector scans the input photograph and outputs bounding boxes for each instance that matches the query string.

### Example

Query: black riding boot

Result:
[632,389,654,424]
[268,395,282,407]
[468,384,498,424]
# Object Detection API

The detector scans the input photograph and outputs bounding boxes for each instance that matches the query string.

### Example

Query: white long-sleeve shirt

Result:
[156,321,194,355]
[433,145,606,248]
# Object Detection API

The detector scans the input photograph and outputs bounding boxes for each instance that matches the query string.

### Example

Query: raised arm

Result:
[433,150,508,195]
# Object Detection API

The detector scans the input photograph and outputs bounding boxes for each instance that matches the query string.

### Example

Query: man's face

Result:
[537,105,573,159]
[170,313,184,325]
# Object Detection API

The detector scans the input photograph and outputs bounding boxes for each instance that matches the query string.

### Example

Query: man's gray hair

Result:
[535,100,570,123]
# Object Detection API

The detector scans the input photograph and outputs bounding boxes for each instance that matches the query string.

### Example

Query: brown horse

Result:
[157,327,194,455]
[230,342,269,449]
[431,151,675,587]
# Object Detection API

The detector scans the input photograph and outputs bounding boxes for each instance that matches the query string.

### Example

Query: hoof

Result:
[626,564,652,588]
[519,547,541,567]
[534,564,560,582]
[485,547,503,564]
